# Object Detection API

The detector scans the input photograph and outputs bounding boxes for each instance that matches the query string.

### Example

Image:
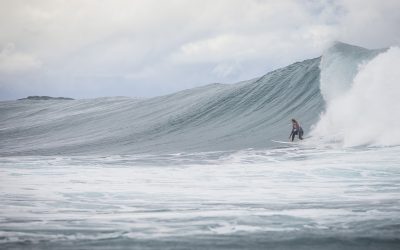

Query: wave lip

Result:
[319,41,386,103]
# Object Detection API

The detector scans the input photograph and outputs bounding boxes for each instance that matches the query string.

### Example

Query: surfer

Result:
[289,118,303,141]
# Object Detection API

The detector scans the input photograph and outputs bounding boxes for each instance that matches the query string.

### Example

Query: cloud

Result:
[0,43,42,74]
[336,0,400,48]
[0,0,399,99]
[212,61,242,78]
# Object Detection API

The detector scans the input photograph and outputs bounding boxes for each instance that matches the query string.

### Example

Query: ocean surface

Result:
[1,42,400,249]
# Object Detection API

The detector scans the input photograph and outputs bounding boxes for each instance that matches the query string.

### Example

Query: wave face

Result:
[0,42,393,156]
[0,58,322,155]
[312,43,400,147]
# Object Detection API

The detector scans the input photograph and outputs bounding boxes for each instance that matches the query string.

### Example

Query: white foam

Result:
[1,147,400,244]
[313,47,400,147]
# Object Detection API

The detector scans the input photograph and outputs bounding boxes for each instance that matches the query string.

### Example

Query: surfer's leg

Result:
[299,129,304,140]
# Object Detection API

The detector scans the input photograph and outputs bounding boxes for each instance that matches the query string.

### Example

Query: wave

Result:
[0,41,393,155]
[0,59,322,155]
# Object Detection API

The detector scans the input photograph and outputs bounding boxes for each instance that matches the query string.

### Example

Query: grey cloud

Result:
[0,43,42,74]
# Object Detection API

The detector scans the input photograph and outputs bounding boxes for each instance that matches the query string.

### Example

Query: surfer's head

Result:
[291,118,297,124]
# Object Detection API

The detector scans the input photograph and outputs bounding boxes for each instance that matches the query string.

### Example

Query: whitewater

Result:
[1,42,400,249]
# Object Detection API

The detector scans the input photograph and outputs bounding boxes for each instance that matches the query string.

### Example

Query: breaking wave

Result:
[312,43,400,147]
[0,41,396,155]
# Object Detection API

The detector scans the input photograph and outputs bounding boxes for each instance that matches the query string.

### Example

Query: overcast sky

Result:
[0,0,399,100]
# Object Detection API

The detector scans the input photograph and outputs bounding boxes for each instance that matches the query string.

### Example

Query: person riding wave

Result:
[289,118,303,142]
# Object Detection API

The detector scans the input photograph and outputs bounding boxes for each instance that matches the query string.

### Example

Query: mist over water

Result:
[1,42,400,249]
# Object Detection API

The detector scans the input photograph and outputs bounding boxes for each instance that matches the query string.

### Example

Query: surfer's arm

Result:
[289,129,294,139]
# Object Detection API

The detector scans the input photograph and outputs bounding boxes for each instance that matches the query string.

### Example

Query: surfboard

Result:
[271,140,299,145]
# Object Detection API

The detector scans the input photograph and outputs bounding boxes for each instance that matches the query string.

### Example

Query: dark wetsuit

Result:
[290,123,303,141]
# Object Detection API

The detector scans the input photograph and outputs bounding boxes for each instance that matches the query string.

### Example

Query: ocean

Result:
[1,42,400,249]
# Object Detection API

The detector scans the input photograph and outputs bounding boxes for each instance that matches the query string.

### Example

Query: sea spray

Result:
[312,47,400,147]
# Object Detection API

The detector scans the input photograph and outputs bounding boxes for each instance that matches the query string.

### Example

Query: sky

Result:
[0,0,399,100]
